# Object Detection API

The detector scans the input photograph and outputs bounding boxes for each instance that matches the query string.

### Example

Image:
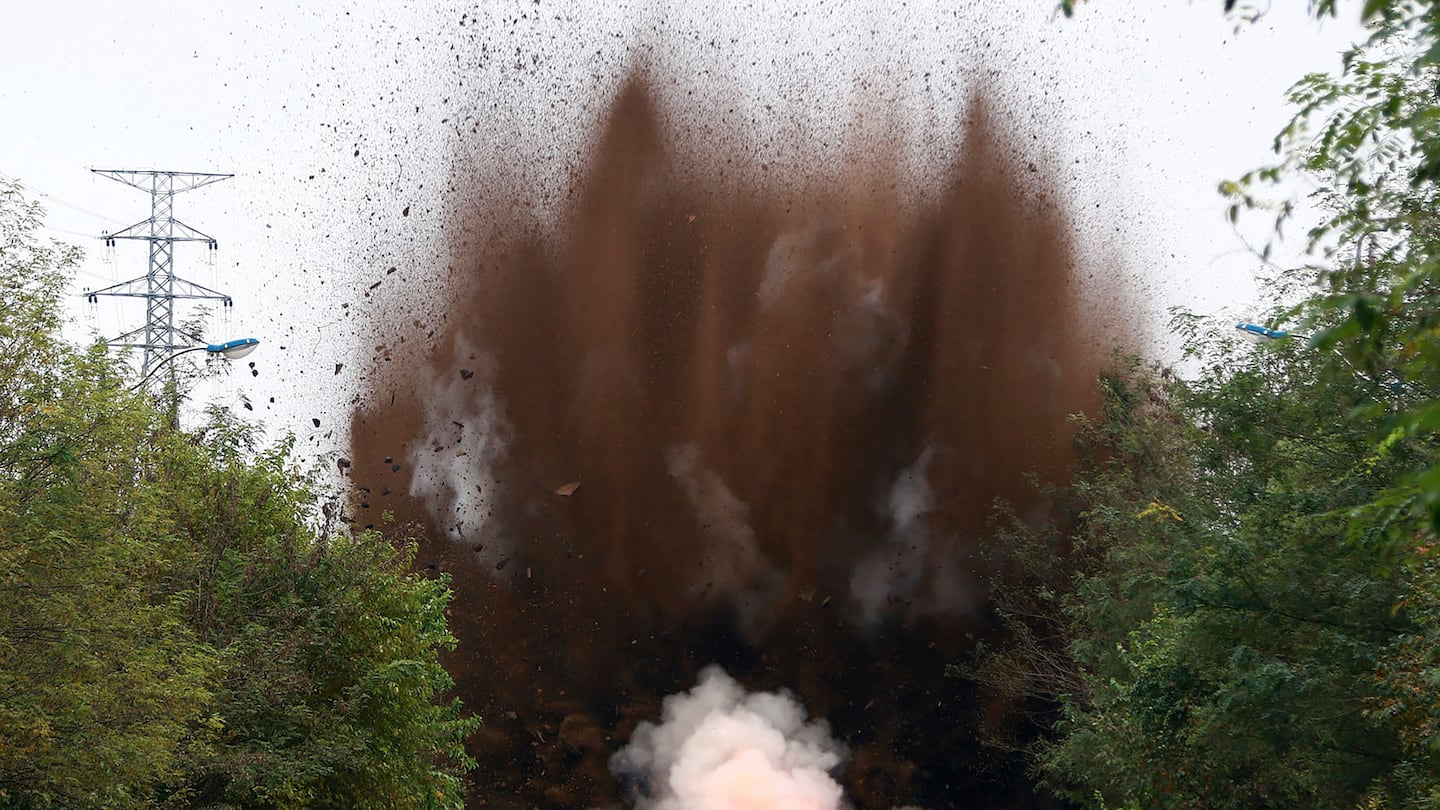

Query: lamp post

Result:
[129,338,260,392]
[1235,322,1298,343]
[1235,321,1416,400]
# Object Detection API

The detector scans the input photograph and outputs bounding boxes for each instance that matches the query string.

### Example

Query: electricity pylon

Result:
[84,169,234,376]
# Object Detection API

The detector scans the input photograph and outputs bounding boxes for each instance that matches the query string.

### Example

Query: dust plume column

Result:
[351,75,1116,809]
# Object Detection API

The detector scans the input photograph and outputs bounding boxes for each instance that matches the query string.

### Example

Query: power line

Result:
[64,262,123,286]
[0,169,127,227]
[41,223,103,241]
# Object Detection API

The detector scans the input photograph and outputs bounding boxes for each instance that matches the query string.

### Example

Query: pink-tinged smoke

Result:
[612,667,847,810]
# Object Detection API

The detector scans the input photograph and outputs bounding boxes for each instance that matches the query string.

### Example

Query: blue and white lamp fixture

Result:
[207,337,260,359]
[1235,322,1289,344]
[129,337,261,391]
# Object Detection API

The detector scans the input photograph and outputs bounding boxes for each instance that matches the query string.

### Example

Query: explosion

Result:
[350,71,1125,808]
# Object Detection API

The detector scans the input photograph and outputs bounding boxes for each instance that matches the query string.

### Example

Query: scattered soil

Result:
[351,73,1127,809]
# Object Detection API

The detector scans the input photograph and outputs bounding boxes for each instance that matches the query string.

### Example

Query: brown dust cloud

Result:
[350,73,1128,809]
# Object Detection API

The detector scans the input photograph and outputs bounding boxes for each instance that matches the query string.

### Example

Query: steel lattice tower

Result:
[85,169,234,375]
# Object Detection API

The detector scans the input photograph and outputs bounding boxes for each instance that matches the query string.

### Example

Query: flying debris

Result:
[349,71,1121,810]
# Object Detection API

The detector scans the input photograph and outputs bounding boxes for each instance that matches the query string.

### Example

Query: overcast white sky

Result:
[1,1,1363,450]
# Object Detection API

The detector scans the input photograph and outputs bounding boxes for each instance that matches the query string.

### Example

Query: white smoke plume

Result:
[849,446,935,624]
[612,666,847,810]
[665,444,783,634]
[405,341,511,563]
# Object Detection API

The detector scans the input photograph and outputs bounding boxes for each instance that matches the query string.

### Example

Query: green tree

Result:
[168,418,477,809]
[1226,5,1440,796]
[974,337,1437,807]
[0,178,477,809]
[0,179,213,808]
[976,5,1440,806]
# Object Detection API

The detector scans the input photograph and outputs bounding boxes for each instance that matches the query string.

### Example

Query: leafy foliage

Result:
[0,179,478,809]
[1224,2,1440,544]
[0,181,212,808]
[976,337,1437,807]
[171,425,476,809]
[975,4,1440,807]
